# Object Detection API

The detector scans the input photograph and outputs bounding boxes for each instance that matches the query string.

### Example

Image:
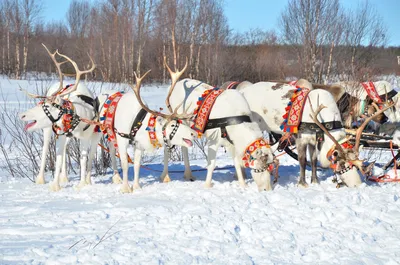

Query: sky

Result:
[41,0,400,46]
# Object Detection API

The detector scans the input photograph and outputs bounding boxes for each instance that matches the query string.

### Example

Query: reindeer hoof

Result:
[75,181,88,190]
[162,174,171,183]
[49,182,61,192]
[85,177,92,185]
[311,179,319,184]
[239,182,248,188]
[132,183,141,190]
[35,177,46,185]
[297,182,308,188]
[112,173,122,184]
[184,173,196,182]
[59,175,69,184]
[120,185,133,193]
[204,182,214,188]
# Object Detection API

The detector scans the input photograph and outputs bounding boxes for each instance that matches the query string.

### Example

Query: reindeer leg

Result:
[85,135,100,185]
[297,141,308,188]
[273,157,280,184]
[76,139,90,189]
[36,127,52,184]
[160,148,171,183]
[119,139,132,193]
[182,146,196,181]
[59,137,70,184]
[110,145,122,184]
[234,156,247,188]
[49,136,67,192]
[133,148,142,190]
[205,140,218,188]
[309,144,319,184]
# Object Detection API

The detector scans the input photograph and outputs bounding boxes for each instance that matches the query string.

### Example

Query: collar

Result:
[162,119,182,152]
[146,115,162,148]
[242,138,271,170]
[327,137,354,171]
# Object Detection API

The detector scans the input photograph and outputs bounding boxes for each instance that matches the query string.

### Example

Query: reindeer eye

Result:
[333,150,339,157]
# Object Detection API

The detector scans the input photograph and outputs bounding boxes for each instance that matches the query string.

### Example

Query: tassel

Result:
[282,113,288,119]
[287,101,292,106]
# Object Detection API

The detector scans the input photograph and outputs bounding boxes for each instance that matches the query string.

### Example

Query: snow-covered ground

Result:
[1,76,400,264]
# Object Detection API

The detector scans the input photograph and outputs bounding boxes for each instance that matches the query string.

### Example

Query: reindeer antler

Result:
[164,57,188,113]
[353,101,395,155]
[55,51,96,97]
[42,44,70,96]
[308,97,345,154]
[19,43,70,99]
[131,70,193,121]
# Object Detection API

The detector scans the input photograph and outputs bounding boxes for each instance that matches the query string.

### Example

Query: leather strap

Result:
[298,121,343,133]
[204,115,252,144]
[116,108,148,141]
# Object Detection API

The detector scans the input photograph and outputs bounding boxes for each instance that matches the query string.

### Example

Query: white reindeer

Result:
[238,82,393,187]
[19,45,97,191]
[95,69,195,193]
[161,73,274,191]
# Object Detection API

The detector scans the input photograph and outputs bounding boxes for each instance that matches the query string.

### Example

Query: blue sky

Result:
[42,0,400,46]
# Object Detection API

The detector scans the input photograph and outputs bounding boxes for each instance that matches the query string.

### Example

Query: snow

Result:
[1,76,400,264]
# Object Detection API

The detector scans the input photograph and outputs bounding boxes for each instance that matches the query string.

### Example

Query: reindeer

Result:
[238,82,394,187]
[94,69,195,193]
[19,45,97,191]
[267,80,399,130]
[160,69,274,191]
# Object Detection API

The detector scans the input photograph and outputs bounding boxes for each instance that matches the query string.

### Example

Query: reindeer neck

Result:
[224,122,263,156]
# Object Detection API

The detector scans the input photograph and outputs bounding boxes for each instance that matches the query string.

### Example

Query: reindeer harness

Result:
[98,92,182,150]
[41,85,97,137]
[191,86,272,172]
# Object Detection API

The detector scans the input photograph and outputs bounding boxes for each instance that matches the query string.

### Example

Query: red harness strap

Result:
[192,88,224,136]
[326,139,354,170]
[361,82,382,104]
[226,81,240,89]
[242,138,270,168]
[99,92,124,148]
[146,115,162,148]
[281,87,310,133]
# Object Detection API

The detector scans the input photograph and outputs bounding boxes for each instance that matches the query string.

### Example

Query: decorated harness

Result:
[191,86,271,172]
[40,85,96,137]
[98,92,182,151]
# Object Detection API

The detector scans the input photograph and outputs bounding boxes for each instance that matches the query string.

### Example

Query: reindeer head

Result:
[131,59,195,149]
[242,139,274,191]
[19,94,65,131]
[19,44,95,131]
[311,100,395,187]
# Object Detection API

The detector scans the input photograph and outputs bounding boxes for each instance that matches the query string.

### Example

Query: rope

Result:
[390,140,398,179]
[97,143,235,173]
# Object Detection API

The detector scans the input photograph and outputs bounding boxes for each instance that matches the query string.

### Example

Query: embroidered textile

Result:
[191,88,224,135]
[61,101,74,133]
[242,138,270,168]
[99,92,124,148]
[146,115,162,148]
[280,87,310,133]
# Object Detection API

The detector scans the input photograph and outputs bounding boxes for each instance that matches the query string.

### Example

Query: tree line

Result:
[0,0,399,85]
